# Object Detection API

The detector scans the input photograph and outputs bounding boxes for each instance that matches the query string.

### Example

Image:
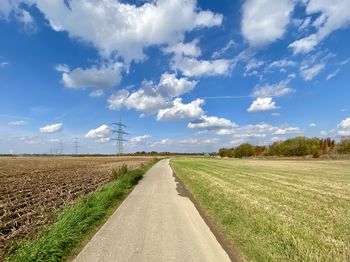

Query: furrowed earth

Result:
[0,156,152,259]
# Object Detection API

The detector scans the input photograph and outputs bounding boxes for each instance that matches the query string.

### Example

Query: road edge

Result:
[170,161,242,262]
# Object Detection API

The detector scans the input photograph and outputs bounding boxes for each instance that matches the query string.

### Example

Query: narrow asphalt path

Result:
[74,159,231,262]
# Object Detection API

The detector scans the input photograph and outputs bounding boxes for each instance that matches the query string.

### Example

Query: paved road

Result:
[74,159,231,262]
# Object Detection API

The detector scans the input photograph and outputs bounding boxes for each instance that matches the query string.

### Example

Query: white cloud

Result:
[337,117,350,136]
[56,62,122,89]
[289,0,350,54]
[8,120,27,126]
[55,64,69,73]
[163,39,201,57]
[245,58,264,73]
[150,138,174,147]
[85,124,111,143]
[212,40,236,59]
[107,73,197,114]
[219,123,302,142]
[228,123,276,138]
[268,59,297,69]
[326,69,340,80]
[89,89,105,97]
[20,0,222,62]
[247,97,279,112]
[156,98,204,121]
[188,115,235,130]
[0,0,35,28]
[320,130,328,136]
[251,79,295,98]
[39,123,63,133]
[300,63,325,81]
[273,127,302,135]
[242,0,295,46]
[128,134,151,146]
[171,56,231,77]
[309,123,316,127]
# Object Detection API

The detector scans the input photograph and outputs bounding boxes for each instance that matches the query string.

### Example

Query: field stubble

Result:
[171,158,350,261]
[0,156,152,258]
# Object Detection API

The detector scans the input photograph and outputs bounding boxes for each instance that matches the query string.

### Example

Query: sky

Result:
[0,0,349,154]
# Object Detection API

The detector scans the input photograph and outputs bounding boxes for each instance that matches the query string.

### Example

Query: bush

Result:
[219,137,341,158]
[233,143,255,158]
[337,138,350,154]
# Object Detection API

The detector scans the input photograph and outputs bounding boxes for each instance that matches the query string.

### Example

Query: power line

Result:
[111,121,128,155]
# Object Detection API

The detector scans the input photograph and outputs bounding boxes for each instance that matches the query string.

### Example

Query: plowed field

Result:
[0,156,152,258]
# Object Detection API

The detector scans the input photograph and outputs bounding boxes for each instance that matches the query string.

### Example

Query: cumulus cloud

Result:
[337,117,350,136]
[107,73,197,114]
[85,124,111,143]
[39,123,63,133]
[242,0,295,46]
[0,0,35,28]
[56,62,122,89]
[17,0,222,62]
[309,123,316,127]
[171,54,231,77]
[247,97,279,112]
[164,39,231,77]
[128,134,151,146]
[8,120,27,126]
[156,98,204,121]
[217,122,303,146]
[188,115,235,130]
[289,0,350,54]
[163,39,201,57]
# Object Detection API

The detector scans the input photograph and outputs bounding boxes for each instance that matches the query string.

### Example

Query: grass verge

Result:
[171,158,350,261]
[6,159,159,262]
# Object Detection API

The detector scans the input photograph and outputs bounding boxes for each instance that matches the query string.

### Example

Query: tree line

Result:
[219,137,350,158]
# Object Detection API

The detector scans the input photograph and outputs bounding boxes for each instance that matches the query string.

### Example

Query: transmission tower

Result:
[111,121,128,155]
[74,137,80,155]
[59,142,64,155]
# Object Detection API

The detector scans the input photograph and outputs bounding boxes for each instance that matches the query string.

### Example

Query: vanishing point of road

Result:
[74,159,231,262]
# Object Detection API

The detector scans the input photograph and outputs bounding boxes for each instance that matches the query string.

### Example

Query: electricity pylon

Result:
[111,121,128,155]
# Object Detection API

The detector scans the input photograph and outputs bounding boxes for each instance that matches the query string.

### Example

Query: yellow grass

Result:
[171,158,350,261]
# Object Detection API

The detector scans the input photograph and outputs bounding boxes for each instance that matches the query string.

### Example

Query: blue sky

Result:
[0,0,349,154]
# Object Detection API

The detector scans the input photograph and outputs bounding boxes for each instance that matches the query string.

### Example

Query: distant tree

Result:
[233,143,255,158]
[254,146,266,156]
[337,138,350,154]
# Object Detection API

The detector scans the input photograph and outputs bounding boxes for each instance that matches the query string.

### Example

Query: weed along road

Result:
[74,159,231,262]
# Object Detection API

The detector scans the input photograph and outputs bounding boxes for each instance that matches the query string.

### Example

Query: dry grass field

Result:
[171,158,350,261]
[0,156,152,258]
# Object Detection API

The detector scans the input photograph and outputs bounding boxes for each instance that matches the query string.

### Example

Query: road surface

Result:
[74,159,231,262]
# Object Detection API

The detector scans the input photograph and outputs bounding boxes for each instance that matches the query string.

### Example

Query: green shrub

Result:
[337,138,350,154]
[233,143,255,158]
[219,137,339,158]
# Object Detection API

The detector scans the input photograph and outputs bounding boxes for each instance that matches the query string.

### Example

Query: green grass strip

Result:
[6,159,159,262]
